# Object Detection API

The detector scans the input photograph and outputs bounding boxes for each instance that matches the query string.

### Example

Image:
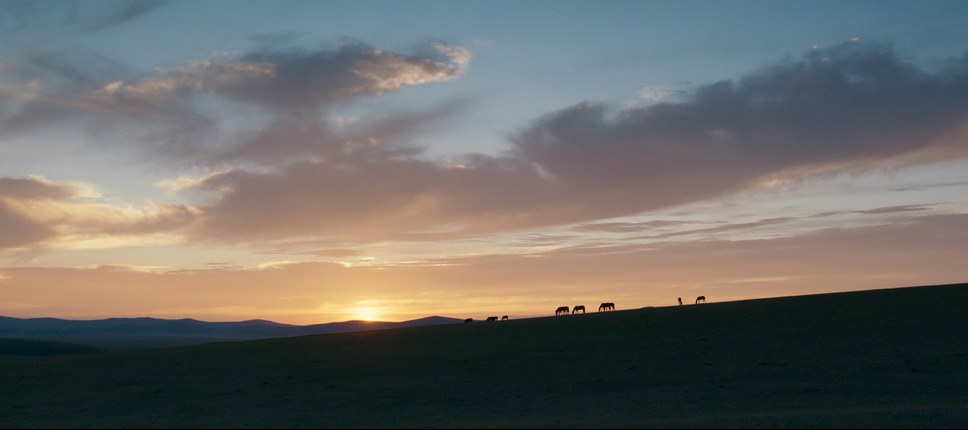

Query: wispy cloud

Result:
[181,40,968,245]
[3,40,968,253]
[3,212,965,323]
[0,41,470,158]
[0,0,167,38]
[0,177,194,256]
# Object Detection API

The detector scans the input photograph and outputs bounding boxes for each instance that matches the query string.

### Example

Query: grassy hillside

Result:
[1,283,966,428]
[0,338,104,356]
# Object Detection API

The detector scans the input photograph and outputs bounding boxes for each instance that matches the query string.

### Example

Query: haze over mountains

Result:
[0,315,462,349]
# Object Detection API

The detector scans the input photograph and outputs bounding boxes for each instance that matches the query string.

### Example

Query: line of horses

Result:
[467,296,708,322]
[465,315,509,323]
[555,302,614,315]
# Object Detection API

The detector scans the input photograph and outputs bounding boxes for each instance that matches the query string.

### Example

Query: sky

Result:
[1,0,967,324]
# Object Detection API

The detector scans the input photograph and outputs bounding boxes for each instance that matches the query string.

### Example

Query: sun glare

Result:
[352,306,381,321]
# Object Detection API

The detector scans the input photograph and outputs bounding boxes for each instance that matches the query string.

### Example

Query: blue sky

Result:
[1,0,967,323]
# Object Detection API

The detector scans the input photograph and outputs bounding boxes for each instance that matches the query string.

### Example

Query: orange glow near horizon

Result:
[350,306,382,322]
[2,9,968,327]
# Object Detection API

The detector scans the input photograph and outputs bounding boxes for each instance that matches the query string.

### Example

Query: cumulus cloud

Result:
[521,42,967,173]
[508,40,968,212]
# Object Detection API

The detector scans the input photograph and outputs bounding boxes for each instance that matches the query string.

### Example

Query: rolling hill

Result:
[0,315,463,350]
[1,282,966,428]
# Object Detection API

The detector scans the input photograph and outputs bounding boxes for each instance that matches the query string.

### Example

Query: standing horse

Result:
[695,296,706,304]
[555,306,570,316]
[599,302,615,312]
[572,305,585,314]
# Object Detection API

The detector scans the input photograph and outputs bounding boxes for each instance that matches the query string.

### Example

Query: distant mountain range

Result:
[0,315,464,350]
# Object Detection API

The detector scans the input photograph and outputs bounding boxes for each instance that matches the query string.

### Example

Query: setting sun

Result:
[2,1,967,426]
[0,0,966,328]
[352,307,382,322]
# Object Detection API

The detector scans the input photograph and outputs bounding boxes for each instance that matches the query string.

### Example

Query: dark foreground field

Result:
[2,283,967,428]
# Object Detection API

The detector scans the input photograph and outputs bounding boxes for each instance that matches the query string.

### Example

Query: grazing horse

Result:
[572,305,585,314]
[464,318,473,323]
[485,316,498,322]
[696,296,706,304]
[599,302,615,312]
[555,306,570,316]
[501,315,509,320]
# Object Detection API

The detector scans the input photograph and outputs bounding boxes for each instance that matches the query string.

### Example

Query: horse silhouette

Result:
[464,318,473,323]
[555,306,570,316]
[599,302,615,312]
[678,297,683,306]
[485,316,498,322]
[696,296,706,304]
[501,315,508,320]
[572,305,585,314]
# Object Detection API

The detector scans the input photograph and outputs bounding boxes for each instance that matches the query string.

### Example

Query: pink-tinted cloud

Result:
[511,41,968,202]
[3,212,965,324]
[4,40,968,250]
[0,41,470,159]
[182,41,968,246]
[223,42,469,112]
[0,177,195,253]
[0,177,77,248]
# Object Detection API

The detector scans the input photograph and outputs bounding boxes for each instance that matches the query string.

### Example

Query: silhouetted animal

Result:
[555,306,570,316]
[572,305,585,314]
[678,297,683,306]
[464,318,473,323]
[696,296,706,304]
[501,315,508,320]
[485,316,498,322]
[599,302,615,312]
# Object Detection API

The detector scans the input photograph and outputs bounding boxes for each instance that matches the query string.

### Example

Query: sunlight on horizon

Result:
[351,306,382,322]
[1,1,966,325]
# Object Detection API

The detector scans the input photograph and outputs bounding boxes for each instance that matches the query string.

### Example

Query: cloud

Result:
[0,0,167,38]
[219,42,469,112]
[179,41,968,246]
[185,154,553,243]
[3,212,965,323]
[0,41,470,162]
[570,220,692,234]
[530,44,964,159]
[854,204,933,215]
[0,199,57,249]
[508,40,968,213]
[0,176,196,254]
[5,40,968,250]
[0,176,76,200]
[634,85,676,104]
[84,41,470,114]
[203,98,467,167]
[0,177,78,248]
